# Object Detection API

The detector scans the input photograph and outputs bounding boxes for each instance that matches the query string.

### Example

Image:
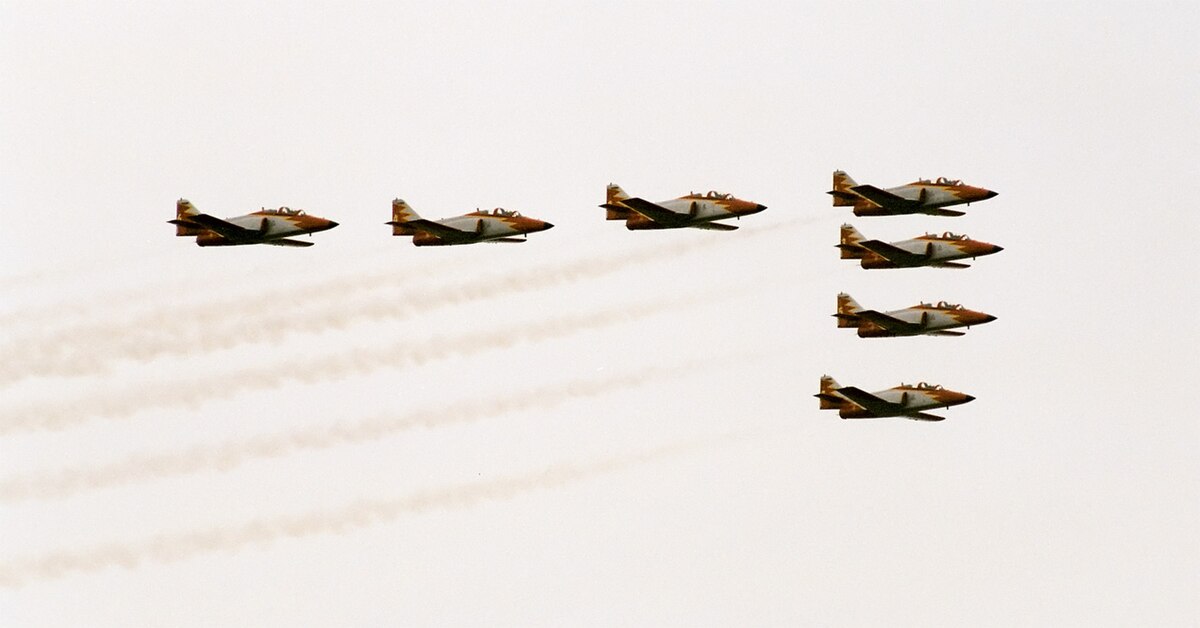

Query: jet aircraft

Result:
[838,224,1003,269]
[387,199,553,246]
[816,375,975,422]
[600,184,766,231]
[833,293,996,337]
[828,170,998,217]
[170,199,338,247]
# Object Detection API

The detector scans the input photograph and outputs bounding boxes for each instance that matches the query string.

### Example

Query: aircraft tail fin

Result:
[172,198,204,236]
[389,199,421,235]
[817,375,844,409]
[829,170,861,206]
[602,183,633,220]
[834,292,863,327]
[837,223,867,259]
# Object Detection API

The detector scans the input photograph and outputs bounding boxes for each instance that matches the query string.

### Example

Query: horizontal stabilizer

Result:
[262,238,315,247]
[858,240,927,266]
[850,184,920,210]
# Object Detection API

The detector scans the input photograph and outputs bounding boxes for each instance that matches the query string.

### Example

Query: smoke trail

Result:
[0,438,717,588]
[0,287,733,434]
[0,218,810,386]
[0,364,688,501]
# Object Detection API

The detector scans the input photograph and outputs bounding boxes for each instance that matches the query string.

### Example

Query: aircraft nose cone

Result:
[327,221,339,229]
[541,222,555,231]
[756,204,768,211]
[961,394,976,404]
[982,314,998,323]
[992,245,1004,253]
[984,190,999,199]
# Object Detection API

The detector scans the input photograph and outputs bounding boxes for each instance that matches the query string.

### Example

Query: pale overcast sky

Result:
[1,2,1197,626]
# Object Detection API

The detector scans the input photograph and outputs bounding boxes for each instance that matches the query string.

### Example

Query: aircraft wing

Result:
[926,330,966,336]
[262,238,315,247]
[928,208,966,217]
[179,213,261,240]
[849,185,920,210]
[857,240,928,266]
[855,310,922,334]
[905,412,946,422]
[619,197,688,226]
[834,386,903,415]
[931,262,971,269]
[690,222,739,231]
[484,237,528,243]
[386,219,469,239]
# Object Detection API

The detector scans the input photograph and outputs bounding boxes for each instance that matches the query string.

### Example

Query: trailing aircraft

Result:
[387,199,553,246]
[170,199,339,247]
[600,184,766,231]
[828,170,998,217]
[838,224,1003,269]
[833,293,996,337]
[815,375,975,422]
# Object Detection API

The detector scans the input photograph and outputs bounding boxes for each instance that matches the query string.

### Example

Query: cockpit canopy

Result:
[914,177,963,186]
[261,206,306,216]
[690,191,733,200]
[925,231,970,240]
[489,208,520,217]
[936,301,963,310]
[901,382,944,390]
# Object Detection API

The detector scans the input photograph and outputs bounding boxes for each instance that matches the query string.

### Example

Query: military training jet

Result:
[834,293,997,337]
[828,170,998,217]
[170,199,339,247]
[815,375,975,422]
[387,199,554,246]
[600,184,767,231]
[838,224,1003,269]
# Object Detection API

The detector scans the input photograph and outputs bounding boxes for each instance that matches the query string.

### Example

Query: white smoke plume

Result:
[0,220,802,386]
[0,288,734,435]
[0,438,721,588]
[0,364,689,501]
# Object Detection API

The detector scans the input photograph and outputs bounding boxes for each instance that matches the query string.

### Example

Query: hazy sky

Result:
[2,2,1197,626]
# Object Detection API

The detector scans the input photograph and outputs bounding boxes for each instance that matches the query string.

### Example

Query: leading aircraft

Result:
[828,170,998,217]
[838,224,1003,269]
[170,199,339,247]
[816,375,975,422]
[834,293,997,337]
[387,199,554,246]
[600,184,766,231]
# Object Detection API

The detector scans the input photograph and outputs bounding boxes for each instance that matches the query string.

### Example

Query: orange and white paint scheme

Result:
[828,170,998,217]
[816,375,975,422]
[834,293,996,338]
[170,199,339,247]
[838,224,1003,269]
[387,199,554,246]
[600,184,767,231]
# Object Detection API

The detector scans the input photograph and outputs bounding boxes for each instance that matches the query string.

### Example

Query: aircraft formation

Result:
[170,184,768,248]
[170,172,1002,423]
[819,170,1002,422]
